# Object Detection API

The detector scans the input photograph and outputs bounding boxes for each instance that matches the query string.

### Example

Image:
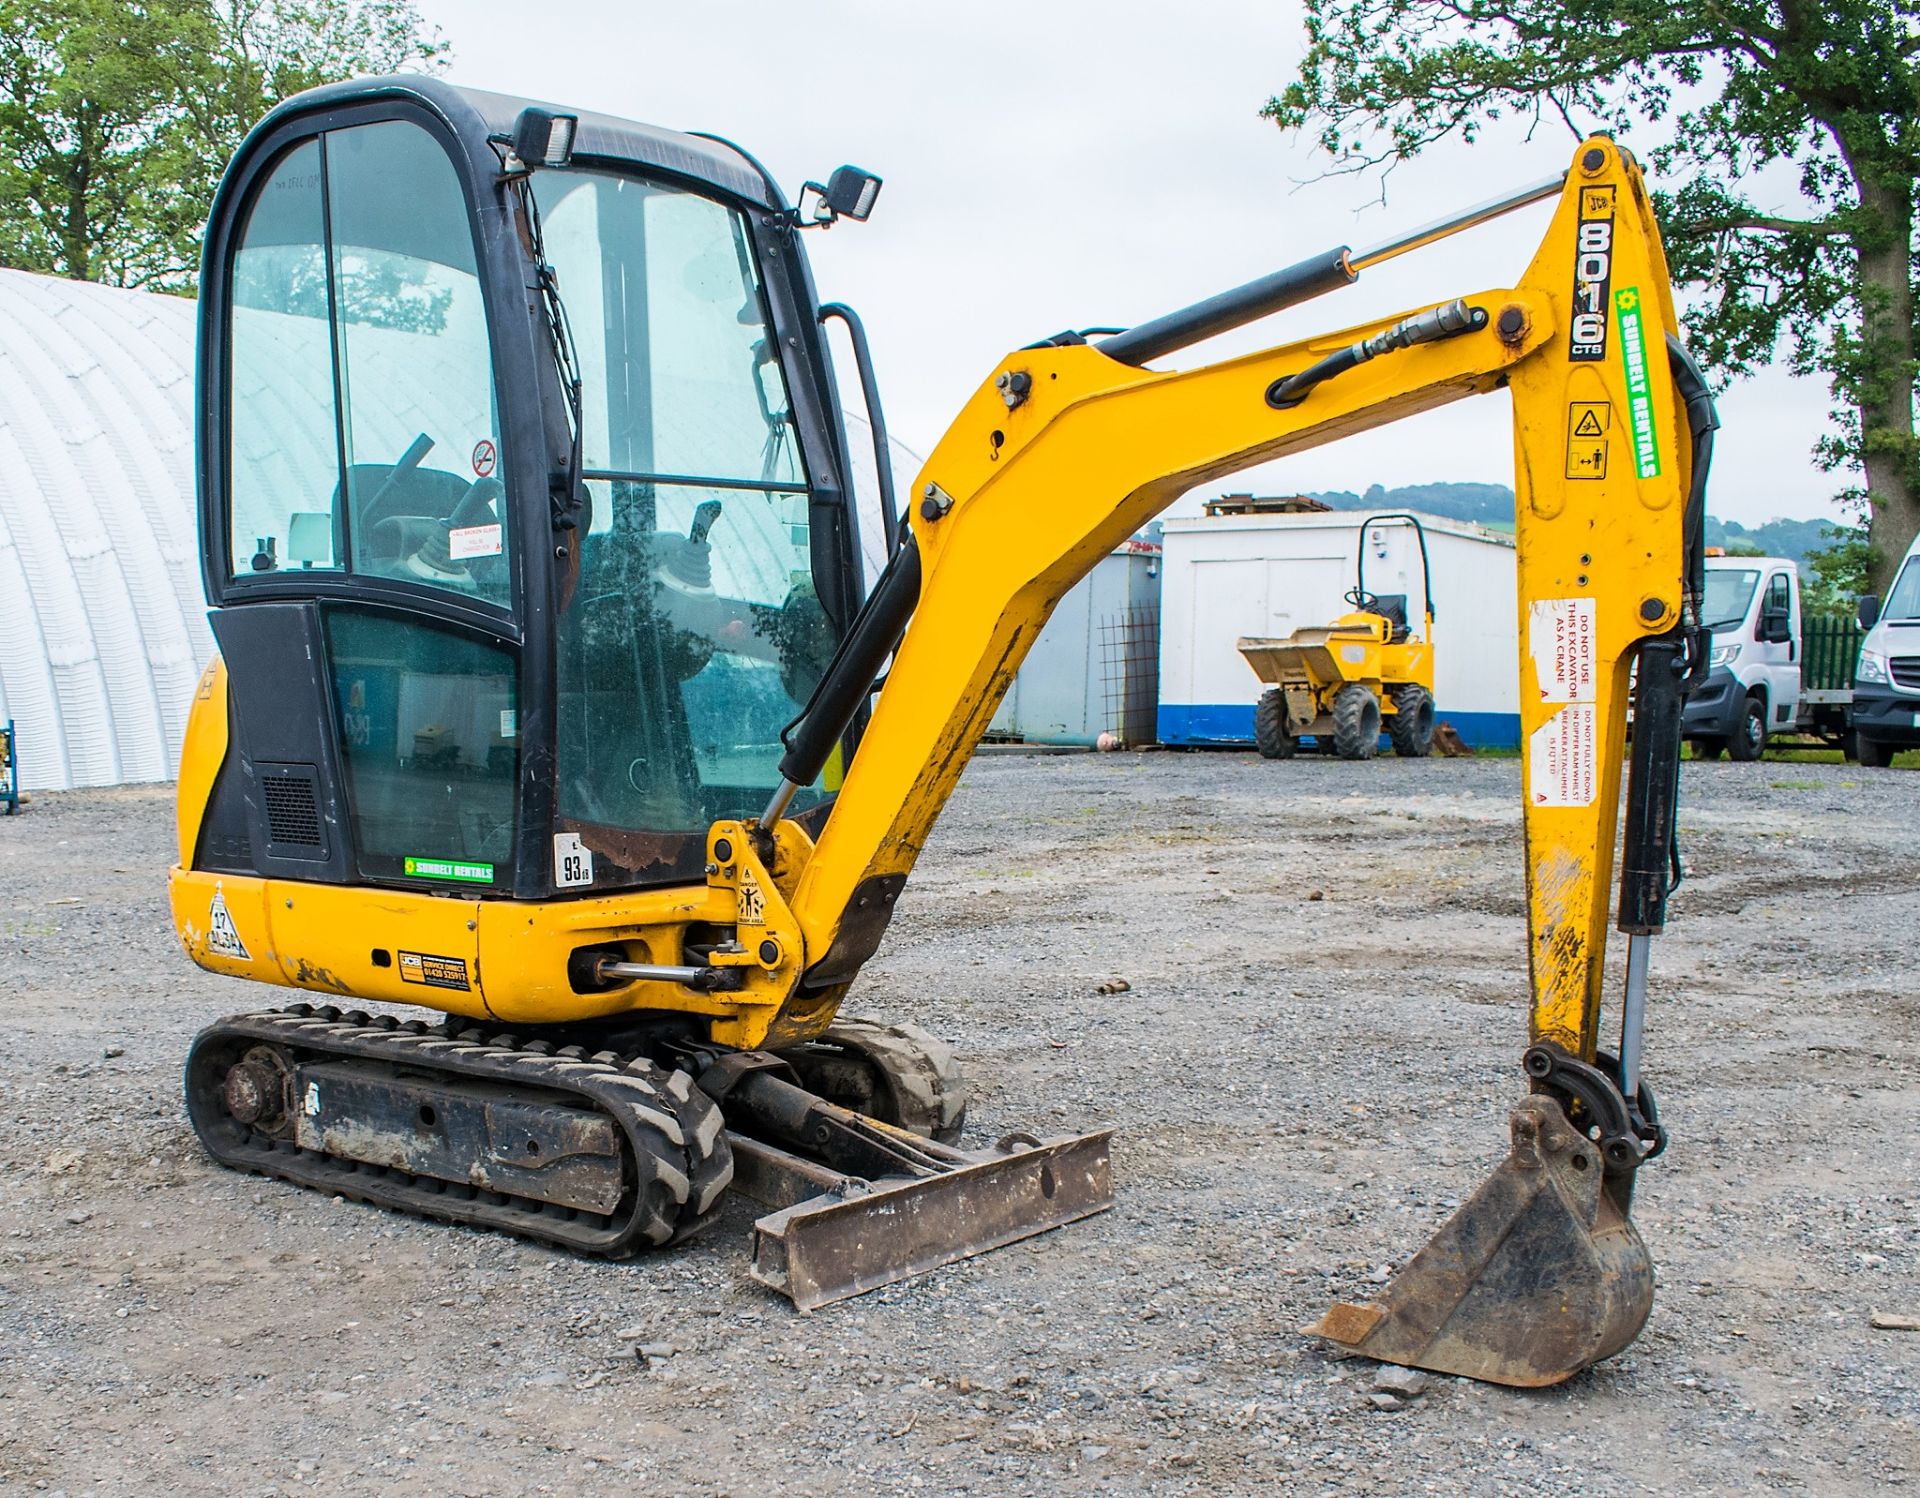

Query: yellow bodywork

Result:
[1237,607,1436,741]
[173,137,1688,1063]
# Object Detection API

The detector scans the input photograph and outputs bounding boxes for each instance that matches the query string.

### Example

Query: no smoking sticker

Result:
[471,438,496,477]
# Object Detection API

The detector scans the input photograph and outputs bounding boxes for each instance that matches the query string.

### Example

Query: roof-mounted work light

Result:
[508,107,578,171]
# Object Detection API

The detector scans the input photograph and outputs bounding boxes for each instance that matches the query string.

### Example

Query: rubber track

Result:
[184,1004,732,1256]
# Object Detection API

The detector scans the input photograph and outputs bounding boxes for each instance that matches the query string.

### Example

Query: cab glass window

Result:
[532,170,836,888]
[1886,557,1920,621]
[329,122,509,607]
[1701,569,1758,633]
[224,120,508,607]
[328,607,518,886]
[229,140,340,575]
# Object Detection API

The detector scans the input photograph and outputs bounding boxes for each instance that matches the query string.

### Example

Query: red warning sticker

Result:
[471,438,497,477]
[1529,704,1598,807]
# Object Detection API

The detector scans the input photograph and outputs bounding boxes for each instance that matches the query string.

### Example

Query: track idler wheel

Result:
[777,1017,968,1144]
[1307,1095,1654,1387]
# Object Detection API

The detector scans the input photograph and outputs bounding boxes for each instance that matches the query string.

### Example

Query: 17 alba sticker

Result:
[206,882,250,960]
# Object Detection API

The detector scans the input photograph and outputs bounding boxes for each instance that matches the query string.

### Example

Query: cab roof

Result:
[258,74,784,210]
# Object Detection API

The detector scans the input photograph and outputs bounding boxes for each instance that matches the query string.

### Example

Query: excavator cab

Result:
[191,80,866,904]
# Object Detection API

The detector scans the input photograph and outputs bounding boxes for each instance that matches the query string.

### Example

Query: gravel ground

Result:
[1,753,1916,1497]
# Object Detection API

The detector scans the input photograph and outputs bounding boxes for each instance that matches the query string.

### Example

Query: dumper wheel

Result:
[1331,683,1381,760]
[1388,683,1436,757]
[1254,690,1296,759]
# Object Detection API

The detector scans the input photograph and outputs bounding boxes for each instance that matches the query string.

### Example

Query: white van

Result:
[1853,534,1920,768]
[1682,555,1803,760]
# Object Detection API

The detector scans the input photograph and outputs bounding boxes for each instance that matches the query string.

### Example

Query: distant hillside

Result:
[1309,482,1847,574]
[1310,482,1514,527]
[1701,515,1840,567]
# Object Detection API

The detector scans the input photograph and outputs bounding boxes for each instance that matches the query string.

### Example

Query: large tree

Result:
[0,0,445,293]
[1266,2,1920,594]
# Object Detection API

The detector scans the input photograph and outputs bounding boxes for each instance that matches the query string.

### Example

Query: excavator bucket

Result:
[1308,1096,1653,1387]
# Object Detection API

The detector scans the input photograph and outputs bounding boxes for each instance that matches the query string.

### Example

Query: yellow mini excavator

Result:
[171,77,1709,1387]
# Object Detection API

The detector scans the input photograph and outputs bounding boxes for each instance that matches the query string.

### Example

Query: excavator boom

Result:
[752,136,1702,1381]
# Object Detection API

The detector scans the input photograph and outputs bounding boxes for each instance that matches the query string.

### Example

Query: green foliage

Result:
[1266,2,1920,593]
[1803,524,1873,612]
[0,0,446,292]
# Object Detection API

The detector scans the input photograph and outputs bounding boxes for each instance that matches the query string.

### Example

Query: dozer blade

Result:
[736,1128,1114,1312]
[1308,1096,1652,1387]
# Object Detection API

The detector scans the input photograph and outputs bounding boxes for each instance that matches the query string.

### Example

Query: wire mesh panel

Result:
[1099,607,1161,746]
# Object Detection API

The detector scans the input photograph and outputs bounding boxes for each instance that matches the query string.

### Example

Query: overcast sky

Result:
[417,0,1840,529]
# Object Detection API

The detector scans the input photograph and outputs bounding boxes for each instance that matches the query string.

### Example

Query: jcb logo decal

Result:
[1569,185,1615,361]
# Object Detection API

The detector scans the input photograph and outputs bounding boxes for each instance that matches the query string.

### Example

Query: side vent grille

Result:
[258,764,326,857]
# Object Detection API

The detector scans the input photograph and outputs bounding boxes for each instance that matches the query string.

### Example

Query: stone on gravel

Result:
[1871,1312,1920,1332]
[1373,1366,1431,1398]
[1367,1391,1408,1412]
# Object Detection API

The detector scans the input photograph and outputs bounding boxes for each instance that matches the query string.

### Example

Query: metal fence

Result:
[1099,607,1161,746]
[1802,614,1863,694]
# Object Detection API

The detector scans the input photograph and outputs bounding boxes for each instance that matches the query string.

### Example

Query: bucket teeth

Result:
[1307,1095,1653,1388]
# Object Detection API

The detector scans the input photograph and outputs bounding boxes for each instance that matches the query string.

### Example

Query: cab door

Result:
[200,107,541,897]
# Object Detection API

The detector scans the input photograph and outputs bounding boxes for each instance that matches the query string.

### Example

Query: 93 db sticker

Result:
[398,950,471,991]
[553,832,594,889]
[1568,185,1616,361]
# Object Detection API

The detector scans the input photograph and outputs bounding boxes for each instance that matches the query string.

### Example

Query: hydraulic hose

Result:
[1616,340,1719,939]
[766,534,923,819]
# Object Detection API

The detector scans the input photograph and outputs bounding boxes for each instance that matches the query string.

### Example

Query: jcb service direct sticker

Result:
[398,950,471,991]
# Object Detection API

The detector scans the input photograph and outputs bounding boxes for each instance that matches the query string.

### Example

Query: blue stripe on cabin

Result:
[1155,704,1521,750]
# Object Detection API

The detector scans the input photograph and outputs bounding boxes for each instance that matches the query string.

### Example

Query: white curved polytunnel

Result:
[0,266,925,791]
[0,269,205,793]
